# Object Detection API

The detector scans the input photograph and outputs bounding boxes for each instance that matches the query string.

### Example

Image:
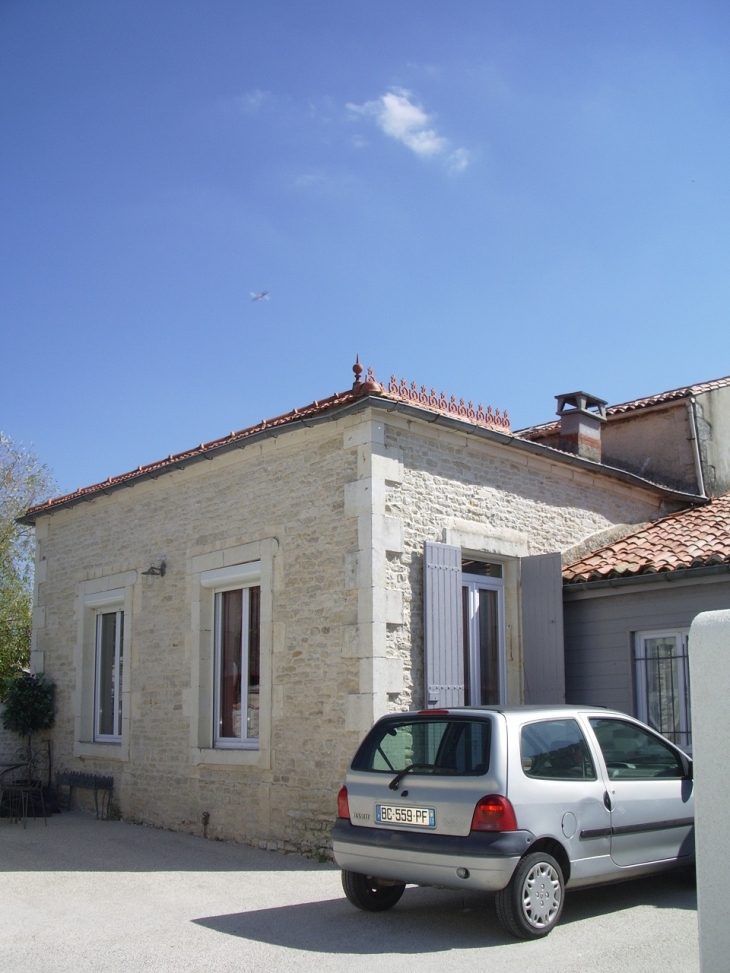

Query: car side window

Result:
[589,718,684,779]
[520,719,596,780]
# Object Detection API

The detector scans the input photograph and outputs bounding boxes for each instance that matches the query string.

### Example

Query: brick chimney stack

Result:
[555,391,607,463]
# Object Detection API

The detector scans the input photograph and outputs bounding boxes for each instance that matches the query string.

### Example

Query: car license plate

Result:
[375,804,436,828]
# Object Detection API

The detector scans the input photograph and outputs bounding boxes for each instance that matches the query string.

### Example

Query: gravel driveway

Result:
[0,812,698,973]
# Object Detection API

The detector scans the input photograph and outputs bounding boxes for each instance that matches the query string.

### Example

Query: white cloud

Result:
[447,147,471,174]
[235,89,270,113]
[347,87,468,171]
[374,89,445,156]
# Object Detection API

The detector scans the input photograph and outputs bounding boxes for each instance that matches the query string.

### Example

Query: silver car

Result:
[332,705,694,939]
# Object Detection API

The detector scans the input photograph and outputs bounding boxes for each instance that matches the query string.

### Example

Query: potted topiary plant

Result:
[1,672,55,758]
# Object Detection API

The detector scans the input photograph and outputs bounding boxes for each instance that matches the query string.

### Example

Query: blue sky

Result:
[2,1,730,494]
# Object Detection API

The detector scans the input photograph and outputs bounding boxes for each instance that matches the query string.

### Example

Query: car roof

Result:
[376,704,623,722]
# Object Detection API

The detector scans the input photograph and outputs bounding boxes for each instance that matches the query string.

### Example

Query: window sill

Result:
[191,747,268,768]
[74,741,129,761]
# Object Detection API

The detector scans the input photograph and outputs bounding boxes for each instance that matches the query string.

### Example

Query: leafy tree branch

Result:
[0,433,56,698]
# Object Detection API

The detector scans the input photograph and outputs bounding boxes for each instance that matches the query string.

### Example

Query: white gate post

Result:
[688,609,730,973]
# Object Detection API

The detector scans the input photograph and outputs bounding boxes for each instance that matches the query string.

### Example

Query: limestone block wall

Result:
[377,413,671,713]
[32,413,369,853]
[30,401,676,852]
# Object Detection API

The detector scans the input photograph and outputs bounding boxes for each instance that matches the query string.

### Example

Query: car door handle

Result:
[603,791,612,811]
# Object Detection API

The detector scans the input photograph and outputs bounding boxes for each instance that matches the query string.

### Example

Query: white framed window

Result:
[634,629,691,752]
[213,585,260,749]
[191,546,274,768]
[77,577,133,759]
[94,608,124,742]
[199,560,262,751]
[462,560,506,705]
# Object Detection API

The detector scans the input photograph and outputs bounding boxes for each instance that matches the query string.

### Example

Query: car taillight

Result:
[337,785,350,820]
[470,794,518,832]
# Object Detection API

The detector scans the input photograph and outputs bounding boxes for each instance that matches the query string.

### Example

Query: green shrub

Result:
[1,672,55,751]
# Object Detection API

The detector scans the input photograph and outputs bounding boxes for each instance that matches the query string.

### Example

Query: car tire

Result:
[341,870,406,912]
[495,851,565,939]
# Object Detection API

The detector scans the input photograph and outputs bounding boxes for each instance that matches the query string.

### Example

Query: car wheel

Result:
[341,870,406,912]
[495,851,565,939]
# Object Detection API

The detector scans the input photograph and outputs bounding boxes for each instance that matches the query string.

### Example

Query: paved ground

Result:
[0,812,698,973]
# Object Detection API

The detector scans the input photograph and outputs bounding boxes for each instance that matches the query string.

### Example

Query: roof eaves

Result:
[19,367,515,524]
[367,398,705,504]
[18,386,370,524]
[20,372,707,525]
[564,561,730,594]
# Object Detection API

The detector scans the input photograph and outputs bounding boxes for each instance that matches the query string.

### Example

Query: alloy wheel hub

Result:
[522,862,561,927]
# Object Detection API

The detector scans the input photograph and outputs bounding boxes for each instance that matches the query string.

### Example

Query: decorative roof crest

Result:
[386,375,510,432]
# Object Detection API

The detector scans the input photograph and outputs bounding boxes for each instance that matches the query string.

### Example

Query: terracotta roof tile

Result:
[25,385,364,517]
[517,374,730,440]
[607,375,730,414]
[564,493,730,583]
[24,365,511,519]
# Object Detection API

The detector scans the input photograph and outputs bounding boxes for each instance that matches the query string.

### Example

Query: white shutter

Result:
[520,552,565,704]
[424,542,464,708]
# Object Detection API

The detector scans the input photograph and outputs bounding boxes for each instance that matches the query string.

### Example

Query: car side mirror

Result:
[681,756,693,780]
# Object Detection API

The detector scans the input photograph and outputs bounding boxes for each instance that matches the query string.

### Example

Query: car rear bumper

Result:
[332,819,533,893]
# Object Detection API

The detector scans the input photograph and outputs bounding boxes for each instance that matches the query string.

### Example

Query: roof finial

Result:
[352,354,363,388]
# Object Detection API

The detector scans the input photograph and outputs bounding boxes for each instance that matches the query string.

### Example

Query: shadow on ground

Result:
[193,876,696,954]
[0,813,335,873]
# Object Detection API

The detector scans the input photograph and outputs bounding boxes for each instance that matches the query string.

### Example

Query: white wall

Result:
[688,609,730,973]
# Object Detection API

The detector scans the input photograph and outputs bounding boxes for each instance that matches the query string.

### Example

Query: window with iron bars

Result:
[634,629,691,753]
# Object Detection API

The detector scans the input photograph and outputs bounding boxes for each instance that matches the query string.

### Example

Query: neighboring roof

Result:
[517,374,730,441]
[563,492,730,584]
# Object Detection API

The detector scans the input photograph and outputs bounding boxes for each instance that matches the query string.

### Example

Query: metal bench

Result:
[55,771,114,819]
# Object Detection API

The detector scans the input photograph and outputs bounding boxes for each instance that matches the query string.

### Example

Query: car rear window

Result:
[352,718,491,776]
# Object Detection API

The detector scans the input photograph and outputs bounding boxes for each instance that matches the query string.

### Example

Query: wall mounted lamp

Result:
[142,556,166,577]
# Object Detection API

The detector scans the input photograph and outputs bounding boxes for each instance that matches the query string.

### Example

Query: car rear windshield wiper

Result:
[388,763,455,791]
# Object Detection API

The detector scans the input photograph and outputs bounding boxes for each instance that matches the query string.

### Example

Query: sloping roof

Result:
[25,385,365,518]
[22,365,511,521]
[563,492,730,584]
[23,362,707,526]
[517,374,730,441]
[607,374,730,415]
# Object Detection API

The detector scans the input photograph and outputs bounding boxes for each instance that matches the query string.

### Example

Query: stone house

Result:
[21,363,702,851]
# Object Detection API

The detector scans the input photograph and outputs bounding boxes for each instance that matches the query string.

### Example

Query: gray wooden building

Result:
[562,494,730,752]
